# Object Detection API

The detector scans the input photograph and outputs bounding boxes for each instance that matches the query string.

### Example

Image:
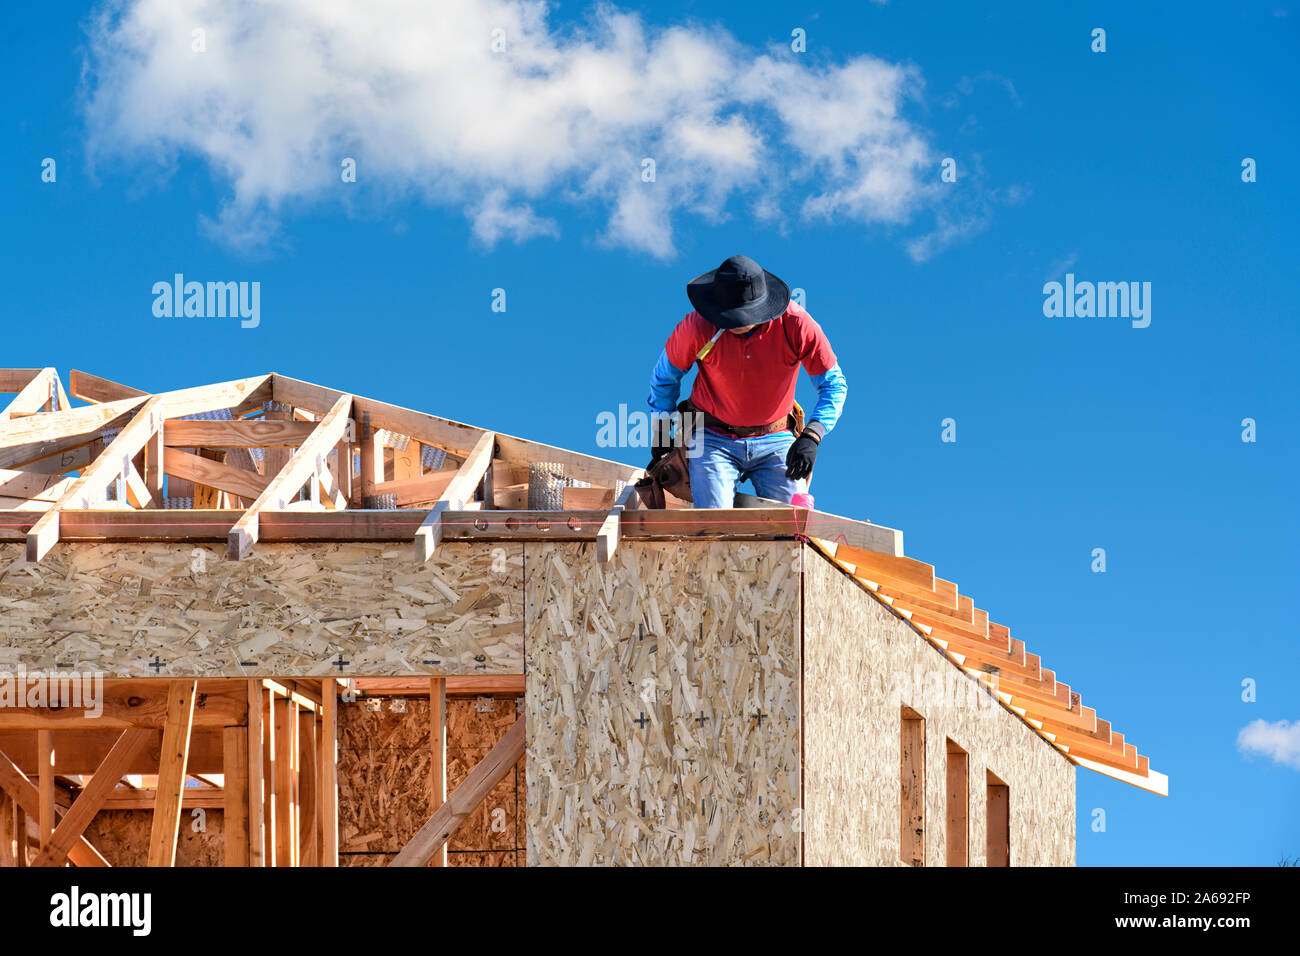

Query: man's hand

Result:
[649,416,675,469]
[785,431,819,480]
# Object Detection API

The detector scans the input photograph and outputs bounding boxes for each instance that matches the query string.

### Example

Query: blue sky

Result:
[3,1,1297,865]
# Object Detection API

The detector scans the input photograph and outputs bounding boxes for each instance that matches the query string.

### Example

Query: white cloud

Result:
[82,0,955,258]
[1237,719,1300,770]
[1045,251,1079,281]
[468,187,560,246]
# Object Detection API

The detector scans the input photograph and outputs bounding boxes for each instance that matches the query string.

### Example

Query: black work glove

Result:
[649,417,674,468]
[785,431,819,480]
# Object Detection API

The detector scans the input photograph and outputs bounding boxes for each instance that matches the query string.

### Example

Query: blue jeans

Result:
[687,428,807,508]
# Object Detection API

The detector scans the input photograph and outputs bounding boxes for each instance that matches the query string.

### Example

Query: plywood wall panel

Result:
[0,542,523,677]
[82,808,225,867]
[524,540,801,867]
[802,549,1075,866]
[338,700,434,855]
[336,693,526,862]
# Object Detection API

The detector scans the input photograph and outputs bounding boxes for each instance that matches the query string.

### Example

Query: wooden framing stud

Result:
[429,677,447,868]
[298,708,317,867]
[223,726,250,867]
[147,680,198,867]
[272,695,298,867]
[31,729,155,868]
[0,747,108,867]
[246,680,265,867]
[37,730,54,850]
[318,679,339,867]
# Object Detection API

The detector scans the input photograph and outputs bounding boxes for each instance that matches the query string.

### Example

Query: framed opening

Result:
[945,739,969,867]
[899,705,925,867]
[986,770,1010,867]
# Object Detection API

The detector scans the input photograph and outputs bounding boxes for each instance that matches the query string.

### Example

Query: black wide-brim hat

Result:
[687,254,790,330]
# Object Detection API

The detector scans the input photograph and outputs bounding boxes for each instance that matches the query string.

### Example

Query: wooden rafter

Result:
[0,396,145,452]
[1,367,57,421]
[413,430,495,562]
[227,393,353,560]
[273,374,641,487]
[25,394,168,560]
[0,369,44,393]
[22,376,272,561]
[68,370,147,404]
[809,537,1167,796]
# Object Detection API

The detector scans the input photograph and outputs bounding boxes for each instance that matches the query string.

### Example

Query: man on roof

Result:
[646,254,847,508]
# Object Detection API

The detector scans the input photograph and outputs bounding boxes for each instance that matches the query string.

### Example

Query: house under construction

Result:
[0,368,1166,867]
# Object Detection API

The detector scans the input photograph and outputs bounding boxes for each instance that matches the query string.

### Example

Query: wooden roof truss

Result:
[0,367,1162,795]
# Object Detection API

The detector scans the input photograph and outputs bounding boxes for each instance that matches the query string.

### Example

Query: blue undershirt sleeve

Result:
[647,348,688,419]
[808,363,847,435]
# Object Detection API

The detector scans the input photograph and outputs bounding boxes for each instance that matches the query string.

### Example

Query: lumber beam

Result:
[298,709,317,867]
[273,374,641,486]
[0,397,145,458]
[272,695,297,867]
[1072,756,1168,796]
[0,790,13,866]
[262,687,275,866]
[0,680,248,731]
[390,717,525,867]
[0,730,224,776]
[596,483,639,563]
[37,730,54,849]
[164,447,271,502]
[163,420,323,448]
[735,491,904,556]
[318,679,338,867]
[827,542,934,591]
[0,748,109,867]
[31,729,156,868]
[1,367,57,421]
[413,430,495,562]
[352,676,526,696]
[247,680,265,867]
[331,438,353,508]
[147,681,198,867]
[68,370,147,404]
[228,393,354,560]
[100,788,226,811]
[429,677,446,867]
[355,413,383,506]
[223,726,250,867]
[0,369,43,393]
[372,470,457,507]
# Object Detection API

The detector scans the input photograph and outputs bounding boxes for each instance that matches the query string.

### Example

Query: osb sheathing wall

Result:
[0,542,523,676]
[81,810,225,867]
[524,540,802,866]
[802,552,1075,866]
